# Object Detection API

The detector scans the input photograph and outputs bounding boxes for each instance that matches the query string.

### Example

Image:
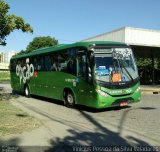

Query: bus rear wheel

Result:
[24,85,30,97]
[64,91,75,108]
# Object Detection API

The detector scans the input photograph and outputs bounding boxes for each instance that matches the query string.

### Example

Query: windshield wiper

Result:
[119,61,134,82]
[112,48,134,82]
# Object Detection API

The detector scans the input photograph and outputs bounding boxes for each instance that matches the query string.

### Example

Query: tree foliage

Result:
[136,57,160,84]
[0,0,33,45]
[26,36,58,52]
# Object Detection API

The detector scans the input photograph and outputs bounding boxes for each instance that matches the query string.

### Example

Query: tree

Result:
[136,57,160,84]
[0,0,33,45]
[26,36,58,52]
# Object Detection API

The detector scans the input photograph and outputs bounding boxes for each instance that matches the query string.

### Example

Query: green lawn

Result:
[0,95,41,137]
[0,71,10,81]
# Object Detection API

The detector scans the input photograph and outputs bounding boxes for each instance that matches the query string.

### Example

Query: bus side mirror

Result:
[88,67,93,84]
[88,67,92,77]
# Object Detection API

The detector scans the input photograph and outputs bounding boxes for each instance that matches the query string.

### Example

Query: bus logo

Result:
[16,58,34,84]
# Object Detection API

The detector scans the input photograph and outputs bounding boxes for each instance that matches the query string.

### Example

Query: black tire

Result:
[12,90,17,95]
[64,91,75,108]
[24,85,30,97]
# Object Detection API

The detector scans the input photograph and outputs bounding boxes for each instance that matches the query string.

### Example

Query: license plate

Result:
[120,102,128,106]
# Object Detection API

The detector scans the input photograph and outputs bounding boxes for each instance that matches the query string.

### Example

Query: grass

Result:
[0,95,41,137]
[0,71,10,81]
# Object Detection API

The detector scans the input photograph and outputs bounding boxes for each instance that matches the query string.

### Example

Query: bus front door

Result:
[76,54,95,107]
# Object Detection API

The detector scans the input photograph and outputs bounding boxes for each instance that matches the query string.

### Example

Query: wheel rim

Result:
[67,94,73,104]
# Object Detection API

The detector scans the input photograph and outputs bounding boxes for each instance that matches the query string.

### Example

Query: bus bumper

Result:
[96,89,141,109]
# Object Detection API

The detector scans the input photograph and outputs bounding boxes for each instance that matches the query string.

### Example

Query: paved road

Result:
[0,84,160,151]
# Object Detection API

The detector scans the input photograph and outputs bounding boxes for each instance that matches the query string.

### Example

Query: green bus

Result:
[10,41,141,108]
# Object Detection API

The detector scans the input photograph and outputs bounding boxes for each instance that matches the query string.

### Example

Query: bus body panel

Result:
[11,70,141,109]
[10,41,141,109]
[95,83,141,108]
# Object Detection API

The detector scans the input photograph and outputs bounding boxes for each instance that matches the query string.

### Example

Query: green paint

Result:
[10,41,141,109]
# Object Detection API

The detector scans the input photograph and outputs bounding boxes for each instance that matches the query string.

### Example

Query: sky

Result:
[1,0,160,52]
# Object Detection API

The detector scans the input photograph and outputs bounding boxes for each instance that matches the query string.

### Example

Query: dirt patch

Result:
[0,94,41,137]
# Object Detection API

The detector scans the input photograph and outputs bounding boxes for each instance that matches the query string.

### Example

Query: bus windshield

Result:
[94,47,138,83]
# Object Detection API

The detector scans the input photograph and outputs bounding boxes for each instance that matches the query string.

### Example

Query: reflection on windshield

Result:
[95,48,138,83]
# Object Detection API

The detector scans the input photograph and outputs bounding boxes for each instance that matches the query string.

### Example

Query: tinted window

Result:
[66,49,77,75]
[77,54,87,78]
[50,48,77,75]
[50,53,58,71]
[58,51,68,72]
[44,55,52,71]
[38,56,45,71]
[10,60,16,72]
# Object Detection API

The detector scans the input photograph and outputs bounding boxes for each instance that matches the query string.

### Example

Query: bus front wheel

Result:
[24,85,30,97]
[64,91,75,108]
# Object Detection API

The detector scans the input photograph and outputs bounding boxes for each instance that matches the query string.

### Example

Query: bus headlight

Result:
[96,89,109,97]
[135,87,140,92]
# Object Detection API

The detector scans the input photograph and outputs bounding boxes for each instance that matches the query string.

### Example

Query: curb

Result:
[141,88,160,94]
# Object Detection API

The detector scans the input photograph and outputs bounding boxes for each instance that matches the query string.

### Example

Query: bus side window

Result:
[33,58,38,71]
[10,60,16,72]
[57,51,67,72]
[57,49,77,75]
[50,54,58,71]
[77,54,87,79]
[37,56,45,71]
[32,56,48,71]
[67,49,77,75]
[17,59,23,67]
[44,55,52,71]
